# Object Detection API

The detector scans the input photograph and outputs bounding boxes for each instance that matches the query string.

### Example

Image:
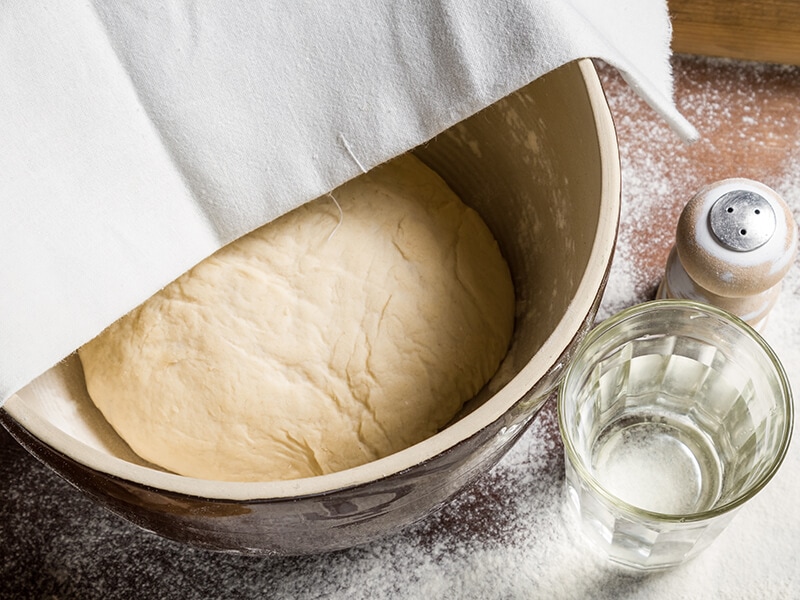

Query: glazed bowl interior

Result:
[3,60,619,506]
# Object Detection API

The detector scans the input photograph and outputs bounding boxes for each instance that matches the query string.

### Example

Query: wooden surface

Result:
[669,0,800,66]
[1,55,800,599]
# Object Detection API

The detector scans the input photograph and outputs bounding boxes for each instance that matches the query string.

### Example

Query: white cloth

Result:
[0,0,696,404]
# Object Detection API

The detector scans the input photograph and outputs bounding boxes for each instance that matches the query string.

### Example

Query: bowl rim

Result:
[3,59,621,501]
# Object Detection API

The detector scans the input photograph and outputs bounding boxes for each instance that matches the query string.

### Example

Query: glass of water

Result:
[558,299,793,570]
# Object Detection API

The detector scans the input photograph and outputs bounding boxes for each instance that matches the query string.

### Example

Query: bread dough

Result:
[78,154,515,482]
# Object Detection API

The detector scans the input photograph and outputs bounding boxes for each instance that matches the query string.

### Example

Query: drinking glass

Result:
[558,300,793,570]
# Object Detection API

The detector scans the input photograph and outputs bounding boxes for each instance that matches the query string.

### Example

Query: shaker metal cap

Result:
[708,189,776,252]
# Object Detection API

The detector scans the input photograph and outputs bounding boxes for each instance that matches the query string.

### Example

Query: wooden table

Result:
[669,0,800,66]
[1,54,799,599]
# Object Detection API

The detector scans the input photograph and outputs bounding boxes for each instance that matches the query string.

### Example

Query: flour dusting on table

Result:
[2,55,799,600]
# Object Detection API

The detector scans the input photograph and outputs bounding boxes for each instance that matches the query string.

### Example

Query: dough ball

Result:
[78,154,515,482]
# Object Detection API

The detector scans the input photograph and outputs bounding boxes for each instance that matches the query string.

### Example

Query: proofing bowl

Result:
[1,59,620,555]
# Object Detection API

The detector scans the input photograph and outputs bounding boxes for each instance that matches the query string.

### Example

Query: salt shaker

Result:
[657,178,798,330]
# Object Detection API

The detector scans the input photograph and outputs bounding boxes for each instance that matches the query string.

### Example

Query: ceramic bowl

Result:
[1,59,620,555]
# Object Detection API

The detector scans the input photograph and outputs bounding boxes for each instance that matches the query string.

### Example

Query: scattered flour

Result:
[5,55,799,600]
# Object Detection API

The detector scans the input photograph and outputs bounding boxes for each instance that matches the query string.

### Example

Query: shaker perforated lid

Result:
[708,189,776,252]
